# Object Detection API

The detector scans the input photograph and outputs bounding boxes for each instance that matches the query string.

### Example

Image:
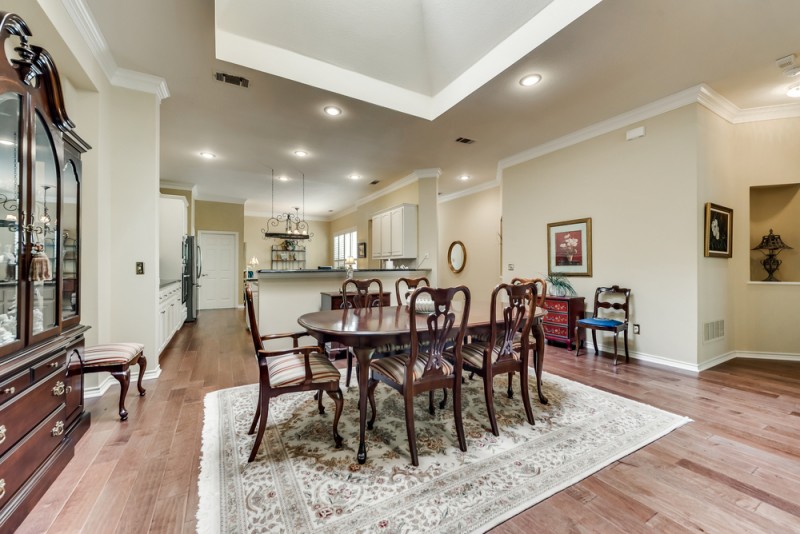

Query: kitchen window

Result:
[333,229,357,268]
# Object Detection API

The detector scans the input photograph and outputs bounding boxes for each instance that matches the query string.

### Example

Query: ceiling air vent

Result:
[370,180,380,185]
[214,72,250,88]
[455,137,475,144]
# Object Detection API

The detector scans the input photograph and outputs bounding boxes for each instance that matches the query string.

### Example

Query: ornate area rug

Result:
[197,372,689,533]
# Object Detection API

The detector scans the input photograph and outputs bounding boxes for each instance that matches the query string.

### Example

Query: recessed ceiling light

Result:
[278,175,290,182]
[293,150,308,157]
[787,83,800,98]
[459,175,470,181]
[519,74,542,87]
[199,151,216,159]
[349,174,361,180]
[0,139,14,146]
[323,105,342,116]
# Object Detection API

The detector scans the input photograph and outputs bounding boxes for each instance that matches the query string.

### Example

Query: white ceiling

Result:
[79,0,800,219]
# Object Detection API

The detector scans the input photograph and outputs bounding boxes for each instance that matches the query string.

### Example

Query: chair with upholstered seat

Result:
[456,281,537,436]
[367,285,470,466]
[575,285,632,365]
[244,285,344,462]
[395,276,429,306]
[78,343,146,421]
[336,278,386,387]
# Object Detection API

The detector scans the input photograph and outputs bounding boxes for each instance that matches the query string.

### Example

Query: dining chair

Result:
[334,278,385,387]
[367,285,471,466]
[456,281,537,436]
[575,285,632,365]
[395,276,430,306]
[244,285,344,462]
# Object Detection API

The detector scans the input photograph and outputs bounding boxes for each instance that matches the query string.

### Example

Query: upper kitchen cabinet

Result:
[371,204,417,259]
[159,195,188,281]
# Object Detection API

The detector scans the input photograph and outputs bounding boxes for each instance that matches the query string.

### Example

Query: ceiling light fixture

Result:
[199,151,216,159]
[787,83,800,98]
[262,169,314,241]
[293,150,308,157]
[323,105,342,116]
[519,74,542,87]
[0,139,14,146]
[459,175,470,181]
[278,175,290,182]
[349,174,361,180]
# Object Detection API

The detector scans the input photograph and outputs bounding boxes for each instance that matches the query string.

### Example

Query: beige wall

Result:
[749,184,799,281]
[438,187,502,301]
[243,216,331,269]
[503,106,700,367]
[196,201,245,300]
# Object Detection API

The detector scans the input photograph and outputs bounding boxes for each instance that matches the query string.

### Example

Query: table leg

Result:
[533,321,549,405]
[353,347,374,464]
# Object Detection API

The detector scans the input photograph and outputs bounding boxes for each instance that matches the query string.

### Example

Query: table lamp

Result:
[752,229,792,281]
[247,256,259,278]
[345,256,356,279]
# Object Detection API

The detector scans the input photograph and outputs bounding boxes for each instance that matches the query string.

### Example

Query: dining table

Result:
[298,302,548,464]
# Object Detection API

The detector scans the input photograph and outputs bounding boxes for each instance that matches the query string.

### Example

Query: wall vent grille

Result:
[703,319,725,342]
[455,137,475,144]
[214,72,250,88]
[369,180,380,185]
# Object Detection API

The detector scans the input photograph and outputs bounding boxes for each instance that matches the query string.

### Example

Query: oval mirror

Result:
[448,241,466,273]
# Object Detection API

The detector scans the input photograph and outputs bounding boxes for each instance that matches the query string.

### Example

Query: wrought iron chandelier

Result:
[262,169,314,240]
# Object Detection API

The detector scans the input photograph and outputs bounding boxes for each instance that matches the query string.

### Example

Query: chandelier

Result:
[262,169,314,240]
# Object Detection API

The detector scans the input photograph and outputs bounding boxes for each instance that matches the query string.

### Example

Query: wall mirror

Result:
[447,240,466,273]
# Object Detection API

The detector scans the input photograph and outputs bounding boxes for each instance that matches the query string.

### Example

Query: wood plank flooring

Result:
[18,309,800,533]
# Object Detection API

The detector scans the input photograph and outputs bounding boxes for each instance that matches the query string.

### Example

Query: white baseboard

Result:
[84,365,162,400]
[732,350,800,362]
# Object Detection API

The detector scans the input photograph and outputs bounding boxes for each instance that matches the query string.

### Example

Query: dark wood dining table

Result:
[298,304,547,464]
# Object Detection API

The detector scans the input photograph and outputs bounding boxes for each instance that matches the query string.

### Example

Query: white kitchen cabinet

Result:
[371,204,417,259]
[158,282,183,354]
[159,195,188,280]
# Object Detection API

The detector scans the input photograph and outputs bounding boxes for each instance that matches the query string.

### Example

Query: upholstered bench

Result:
[82,343,147,420]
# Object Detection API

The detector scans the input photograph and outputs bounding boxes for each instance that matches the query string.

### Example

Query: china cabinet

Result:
[0,13,91,531]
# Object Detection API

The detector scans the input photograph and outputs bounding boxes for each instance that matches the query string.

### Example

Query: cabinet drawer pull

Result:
[49,361,60,368]
[0,425,6,444]
[51,421,64,437]
[0,479,5,499]
[52,381,65,396]
[66,385,73,394]
[2,387,14,395]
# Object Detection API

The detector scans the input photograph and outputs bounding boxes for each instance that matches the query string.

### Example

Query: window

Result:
[333,229,358,268]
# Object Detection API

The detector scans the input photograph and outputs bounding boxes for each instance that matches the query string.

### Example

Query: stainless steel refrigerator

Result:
[182,235,202,322]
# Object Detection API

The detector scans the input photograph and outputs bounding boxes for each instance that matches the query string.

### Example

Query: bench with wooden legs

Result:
[77,343,147,420]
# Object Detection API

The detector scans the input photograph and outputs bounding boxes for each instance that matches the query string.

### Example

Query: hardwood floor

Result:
[18,308,800,533]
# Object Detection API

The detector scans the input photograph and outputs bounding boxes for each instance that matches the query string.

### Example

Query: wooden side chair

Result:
[337,278,385,387]
[78,343,146,421]
[395,276,430,306]
[510,277,548,404]
[575,285,632,365]
[244,285,343,462]
[367,286,470,466]
[457,282,537,436]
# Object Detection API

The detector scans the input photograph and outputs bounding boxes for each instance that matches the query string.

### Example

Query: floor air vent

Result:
[214,72,250,88]
[703,320,725,342]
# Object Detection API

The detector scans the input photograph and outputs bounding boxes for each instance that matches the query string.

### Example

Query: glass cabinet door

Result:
[31,110,59,337]
[0,93,22,350]
[61,150,79,323]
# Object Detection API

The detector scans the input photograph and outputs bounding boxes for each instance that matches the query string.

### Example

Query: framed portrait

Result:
[704,202,733,258]
[357,241,367,258]
[547,218,592,276]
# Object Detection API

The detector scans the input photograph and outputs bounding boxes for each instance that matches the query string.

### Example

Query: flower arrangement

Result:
[559,233,579,257]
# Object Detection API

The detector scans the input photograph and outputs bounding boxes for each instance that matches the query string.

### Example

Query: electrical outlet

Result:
[633,324,640,334]
[508,264,515,271]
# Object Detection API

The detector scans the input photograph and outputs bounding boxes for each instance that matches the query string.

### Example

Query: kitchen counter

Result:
[159,278,181,288]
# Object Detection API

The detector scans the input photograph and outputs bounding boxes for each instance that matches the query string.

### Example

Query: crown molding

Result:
[63,0,169,101]
[194,193,247,204]
[354,168,441,208]
[438,179,500,204]
[159,181,194,191]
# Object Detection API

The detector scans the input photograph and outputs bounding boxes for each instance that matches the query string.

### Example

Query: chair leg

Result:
[453,382,466,452]
[591,330,599,355]
[367,378,378,430]
[136,354,147,396]
[110,368,131,421]
[404,392,419,466]
[428,390,435,415]
[317,388,325,414]
[484,374,499,437]
[326,388,344,448]
[248,385,262,435]
[507,372,514,399]
[248,393,270,462]
[575,326,583,357]
[613,333,619,366]
[624,329,630,362]
[439,388,448,409]
[519,364,535,426]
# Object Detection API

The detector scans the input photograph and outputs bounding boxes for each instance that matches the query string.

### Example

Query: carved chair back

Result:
[511,277,547,309]
[592,285,631,322]
[244,285,264,354]
[342,278,384,309]
[395,276,430,305]
[487,282,537,363]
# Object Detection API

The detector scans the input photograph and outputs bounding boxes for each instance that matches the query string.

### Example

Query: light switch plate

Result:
[136,262,144,275]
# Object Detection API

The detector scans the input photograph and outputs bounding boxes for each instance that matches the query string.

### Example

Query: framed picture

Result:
[357,242,367,258]
[547,218,592,276]
[704,202,733,258]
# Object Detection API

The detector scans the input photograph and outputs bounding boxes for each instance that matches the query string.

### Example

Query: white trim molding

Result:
[84,365,162,400]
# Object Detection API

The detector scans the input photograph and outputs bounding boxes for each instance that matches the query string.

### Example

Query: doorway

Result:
[198,231,238,309]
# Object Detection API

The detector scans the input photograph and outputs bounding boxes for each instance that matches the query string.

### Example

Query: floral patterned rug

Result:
[197,371,689,533]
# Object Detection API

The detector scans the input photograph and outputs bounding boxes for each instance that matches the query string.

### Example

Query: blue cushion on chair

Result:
[578,318,623,328]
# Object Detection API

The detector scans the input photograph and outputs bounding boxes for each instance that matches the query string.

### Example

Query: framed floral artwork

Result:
[357,242,367,258]
[547,218,592,276]
[704,202,733,258]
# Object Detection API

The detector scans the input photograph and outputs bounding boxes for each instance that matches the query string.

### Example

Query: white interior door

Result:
[198,231,237,310]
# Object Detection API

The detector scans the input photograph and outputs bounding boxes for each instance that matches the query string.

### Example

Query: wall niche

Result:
[750,184,799,282]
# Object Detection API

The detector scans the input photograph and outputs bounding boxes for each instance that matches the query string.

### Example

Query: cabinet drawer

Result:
[544,299,569,312]
[0,371,66,457]
[0,371,29,406]
[31,351,66,382]
[0,405,66,509]
[544,312,568,326]
[543,324,569,339]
